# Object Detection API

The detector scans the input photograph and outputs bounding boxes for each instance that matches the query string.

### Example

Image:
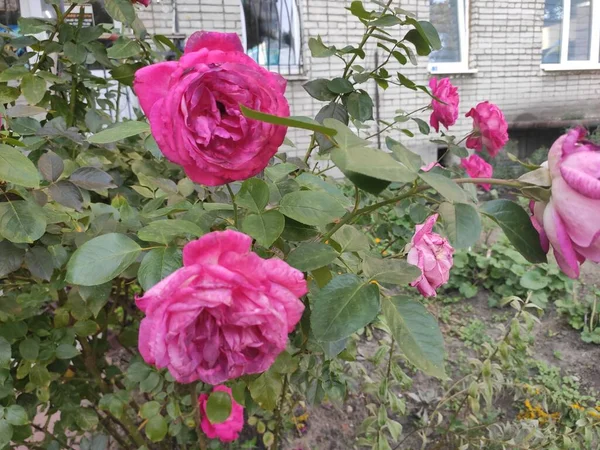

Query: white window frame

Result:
[239,0,302,76]
[541,0,600,71]
[428,0,474,74]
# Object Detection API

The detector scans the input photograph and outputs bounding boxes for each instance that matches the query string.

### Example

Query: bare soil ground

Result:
[284,265,600,450]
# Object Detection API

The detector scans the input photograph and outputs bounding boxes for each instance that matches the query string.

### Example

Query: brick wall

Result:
[138,0,600,163]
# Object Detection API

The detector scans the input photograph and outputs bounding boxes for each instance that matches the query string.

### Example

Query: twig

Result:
[31,424,69,449]
[225,184,239,228]
[273,375,289,449]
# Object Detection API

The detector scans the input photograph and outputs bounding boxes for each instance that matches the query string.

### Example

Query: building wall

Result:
[138,0,600,163]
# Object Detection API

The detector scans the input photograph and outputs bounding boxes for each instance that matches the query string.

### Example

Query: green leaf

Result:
[327,77,354,94]
[66,233,142,286]
[0,241,25,278]
[362,256,421,285]
[346,92,373,121]
[107,37,142,59]
[55,344,80,360]
[70,167,116,191]
[80,283,112,318]
[5,405,28,426]
[382,296,446,378]
[0,200,47,243]
[138,219,204,244]
[138,247,183,291]
[236,178,270,213]
[29,364,51,387]
[249,371,282,411]
[19,338,39,361]
[127,362,151,383]
[140,401,161,420]
[481,199,547,264]
[286,242,339,272]
[332,225,370,252]
[63,42,87,64]
[280,191,346,226]
[0,144,40,188]
[265,163,298,182]
[438,202,481,249]
[406,19,442,50]
[74,320,98,337]
[0,85,20,103]
[315,103,349,152]
[403,29,431,56]
[241,210,285,248]
[24,247,53,280]
[369,14,402,27]
[295,173,351,208]
[48,181,84,211]
[0,420,12,447]
[419,172,467,203]
[87,121,150,144]
[331,146,417,183]
[38,151,64,182]
[349,1,375,20]
[0,337,10,369]
[303,79,336,102]
[308,36,336,57]
[412,117,430,135]
[312,275,380,342]
[110,62,144,86]
[206,391,232,424]
[386,137,422,172]
[146,415,168,442]
[520,270,550,290]
[104,0,136,23]
[76,408,99,431]
[20,74,46,105]
[240,105,338,137]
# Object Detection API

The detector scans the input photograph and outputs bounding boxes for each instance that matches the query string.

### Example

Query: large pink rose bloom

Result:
[135,230,307,384]
[407,214,454,297]
[465,101,508,157]
[460,154,493,191]
[199,385,244,442]
[530,128,600,279]
[429,77,459,132]
[132,0,150,6]
[133,31,289,186]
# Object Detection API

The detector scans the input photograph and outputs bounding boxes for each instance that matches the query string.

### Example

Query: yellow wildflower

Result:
[375,238,381,244]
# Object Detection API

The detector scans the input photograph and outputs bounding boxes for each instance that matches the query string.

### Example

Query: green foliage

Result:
[443,237,572,307]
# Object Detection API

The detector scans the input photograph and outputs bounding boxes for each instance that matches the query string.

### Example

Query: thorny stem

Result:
[303,134,317,164]
[342,0,395,79]
[225,184,239,228]
[273,375,289,450]
[32,4,77,73]
[31,424,69,449]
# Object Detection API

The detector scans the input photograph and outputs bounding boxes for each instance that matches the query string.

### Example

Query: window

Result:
[542,0,600,69]
[240,0,302,75]
[428,0,470,73]
[1,0,21,31]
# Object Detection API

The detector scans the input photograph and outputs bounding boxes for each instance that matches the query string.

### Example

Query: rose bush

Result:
[134,31,289,185]
[0,2,592,449]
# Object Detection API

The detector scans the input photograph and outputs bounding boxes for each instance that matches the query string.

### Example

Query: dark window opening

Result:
[0,0,21,30]
[241,0,300,72]
[437,146,450,167]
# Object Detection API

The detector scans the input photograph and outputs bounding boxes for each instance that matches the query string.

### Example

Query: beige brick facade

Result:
[138,0,600,163]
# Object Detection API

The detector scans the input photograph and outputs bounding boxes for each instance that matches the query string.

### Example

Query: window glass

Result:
[429,0,462,63]
[242,0,298,69]
[568,0,592,60]
[542,0,563,63]
[0,0,21,31]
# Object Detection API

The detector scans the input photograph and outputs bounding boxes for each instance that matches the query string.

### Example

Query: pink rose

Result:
[530,128,600,278]
[429,77,459,132]
[407,214,454,297]
[199,385,244,442]
[465,101,508,157]
[421,162,442,172]
[133,31,289,186]
[460,154,493,191]
[135,230,307,384]
[133,0,150,6]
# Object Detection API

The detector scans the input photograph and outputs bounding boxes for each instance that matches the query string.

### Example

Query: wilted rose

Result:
[407,214,454,297]
[530,128,600,278]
